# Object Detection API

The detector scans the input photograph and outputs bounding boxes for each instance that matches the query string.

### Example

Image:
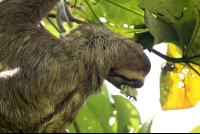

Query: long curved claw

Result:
[58,1,69,22]
[60,33,67,39]
[65,6,77,20]
[56,0,77,37]
[56,3,66,33]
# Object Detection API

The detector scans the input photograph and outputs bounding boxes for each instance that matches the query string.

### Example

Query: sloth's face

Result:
[106,69,145,89]
[106,59,150,90]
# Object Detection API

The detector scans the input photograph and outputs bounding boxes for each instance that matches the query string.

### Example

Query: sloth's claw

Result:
[58,1,69,22]
[65,6,77,20]
[56,3,66,33]
[56,0,77,37]
[60,33,67,39]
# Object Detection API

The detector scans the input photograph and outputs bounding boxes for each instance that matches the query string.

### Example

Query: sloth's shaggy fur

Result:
[0,0,151,132]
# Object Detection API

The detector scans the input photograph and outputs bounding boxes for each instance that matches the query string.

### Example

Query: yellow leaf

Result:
[160,43,200,110]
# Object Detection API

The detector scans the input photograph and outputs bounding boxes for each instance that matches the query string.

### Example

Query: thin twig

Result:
[149,48,184,63]
[84,0,104,25]
[46,13,89,24]
[150,48,200,76]
[46,17,61,33]
[39,23,44,28]
[186,62,200,76]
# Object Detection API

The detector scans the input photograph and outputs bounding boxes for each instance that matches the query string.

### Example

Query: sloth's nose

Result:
[133,80,144,88]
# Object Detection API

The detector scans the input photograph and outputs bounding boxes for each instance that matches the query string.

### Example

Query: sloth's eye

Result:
[115,74,138,83]
[110,68,114,72]
[121,76,137,82]
[126,78,138,82]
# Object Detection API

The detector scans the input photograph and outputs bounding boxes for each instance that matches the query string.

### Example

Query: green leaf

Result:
[81,0,148,43]
[42,18,60,38]
[72,103,104,133]
[134,32,154,50]
[184,12,200,66]
[67,85,115,133]
[67,123,77,133]
[104,23,148,38]
[136,115,154,133]
[82,0,145,26]
[84,86,115,132]
[139,0,198,50]
[68,86,144,133]
[82,0,102,24]
[95,0,144,26]
[190,125,200,133]
[144,9,179,46]
[70,0,82,6]
[112,95,141,133]
[139,0,200,111]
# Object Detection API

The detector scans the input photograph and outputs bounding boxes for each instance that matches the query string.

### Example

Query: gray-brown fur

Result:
[0,0,151,133]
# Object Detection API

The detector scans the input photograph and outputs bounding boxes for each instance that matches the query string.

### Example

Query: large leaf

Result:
[144,9,179,46]
[134,32,154,50]
[67,85,149,133]
[139,0,198,50]
[42,18,60,38]
[67,85,115,133]
[136,116,154,133]
[94,0,144,26]
[190,125,200,133]
[185,13,200,65]
[112,95,141,133]
[160,43,200,110]
[140,0,200,67]
[139,0,200,110]
[66,123,77,133]
[82,0,146,38]
[83,0,144,26]
[103,23,148,38]
[82,0,102,24]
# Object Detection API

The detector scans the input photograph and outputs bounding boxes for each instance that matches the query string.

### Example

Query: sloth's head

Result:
[106,46,151,91]
[67,24,151,92]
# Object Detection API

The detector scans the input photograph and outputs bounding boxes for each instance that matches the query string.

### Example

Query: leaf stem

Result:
[187,61,200,66]
[149,48,184,63]
[84,0,104,25]
[47,13,88,24]
[46,17,61,34]
[39,23,44,28]
[185,62,200,76]
[105,0,143,17]
[184,8,200,56]
[74,0,77,6]
[150,49,200,76]
[64,0,67,5]
[188,55,200,60]
[73,120,81,133]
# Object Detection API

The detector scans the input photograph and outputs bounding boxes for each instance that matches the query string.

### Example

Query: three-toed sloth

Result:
[0,0,151,133]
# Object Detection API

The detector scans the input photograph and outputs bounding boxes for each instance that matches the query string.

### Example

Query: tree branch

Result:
[46,17,61,33]
[186,62,200,76]
[46,13,89,24]
[149,48,184,63]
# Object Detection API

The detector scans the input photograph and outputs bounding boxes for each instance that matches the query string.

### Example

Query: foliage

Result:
[160,43,200,110]
[139,0,200,110]
[190,125,200,133]
[67,85,153,133]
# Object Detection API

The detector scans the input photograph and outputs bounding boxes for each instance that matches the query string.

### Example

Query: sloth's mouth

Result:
[120,84,138,101]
